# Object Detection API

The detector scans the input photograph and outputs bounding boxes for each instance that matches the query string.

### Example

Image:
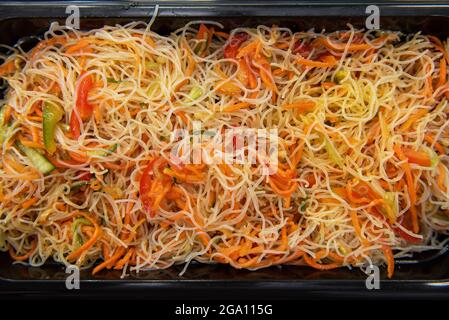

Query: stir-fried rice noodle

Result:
[0,21,449,277]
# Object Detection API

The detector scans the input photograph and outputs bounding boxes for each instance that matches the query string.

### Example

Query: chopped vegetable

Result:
[86,143,118,158]
[72,217,93,247]
[106,77,121,83]
[300,198,308,212]
[188,86,203,100]
[434,214,449,222]
[297,55,337,68]
[15,141,55,174]
[0,106,10,144]
[393,211,422,244]
[156,56,166,64]
[324,136,344,168]
[402,148,432,167]
[224,33,249,59]
[293,42,312,56]
[43,102,64,154]
[66,211,102,261]
[382,192,398,224]
[75,74,95,120]
[69,73,95,139]
[393,145,419,233]
[283,101,316,112]
[70,181,90,192]
[140,157,158,215]
[194,24,211,56]
[334,69,348,83]
[69,112,81,139]
[0,104,7,126]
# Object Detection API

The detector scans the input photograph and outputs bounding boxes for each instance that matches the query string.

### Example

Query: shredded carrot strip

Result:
[400,109,428,131]
[175,110,189,126]
[8,239,37,261]
[303,252,341,270]
[350,210,370,246]
[254,55,277,92]
[67,211,102,261]
[297,55,337,68]
[429,35,449,65]
[30,126,40,143]
[322,81,336,89]
[268,177,298,196]
[114,248,135,270]
[277,226,288,251]
[223,102,251,112]
[214,31,229,39]
[381,245,395,278]
[438,163,447,192]
[26,116,43,122]
[22,197,38,209]
[346,182,371,204]
[236,40,260,59]
[0,59,15,77]
[92,247,126,275]
[30,36,68,58]
[3,105,12,123]
[4,156,26,173]
[314,37,372,52]
[216,80,241,95]
[67,150,90,163]
[93,104,101,124]
[102,243,110,260]
[424,134,445,155]
[184,42,196,77]
[402,148,432,167]
[393,145,419,233]
[290,140,305,167]
[425,64,434,98]
[66,39,90,54]
[438,57,447,88]
[19,138,45,149]
[283,101,316,111]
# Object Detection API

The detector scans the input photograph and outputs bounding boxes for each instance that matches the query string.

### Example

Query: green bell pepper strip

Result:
[43,102,64,154]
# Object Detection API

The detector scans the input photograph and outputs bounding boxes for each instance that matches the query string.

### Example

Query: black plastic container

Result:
[1,0,449,299]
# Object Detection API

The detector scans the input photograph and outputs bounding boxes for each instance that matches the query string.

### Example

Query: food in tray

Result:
[0,21,448,277]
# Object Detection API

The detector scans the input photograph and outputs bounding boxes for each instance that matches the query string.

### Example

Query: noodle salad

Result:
[0,21,449,278]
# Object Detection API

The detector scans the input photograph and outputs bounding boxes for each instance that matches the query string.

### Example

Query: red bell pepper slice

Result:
[139,157,159,215]
[224,33,249,59]
[79,172,92,181]
[293,42,312,57]
[76,74,95,120]
[69,73,95,138]
[69,110,81,139]
[393,212,422,244]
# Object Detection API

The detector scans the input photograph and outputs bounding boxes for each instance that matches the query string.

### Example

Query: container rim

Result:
[1,0,449,299]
